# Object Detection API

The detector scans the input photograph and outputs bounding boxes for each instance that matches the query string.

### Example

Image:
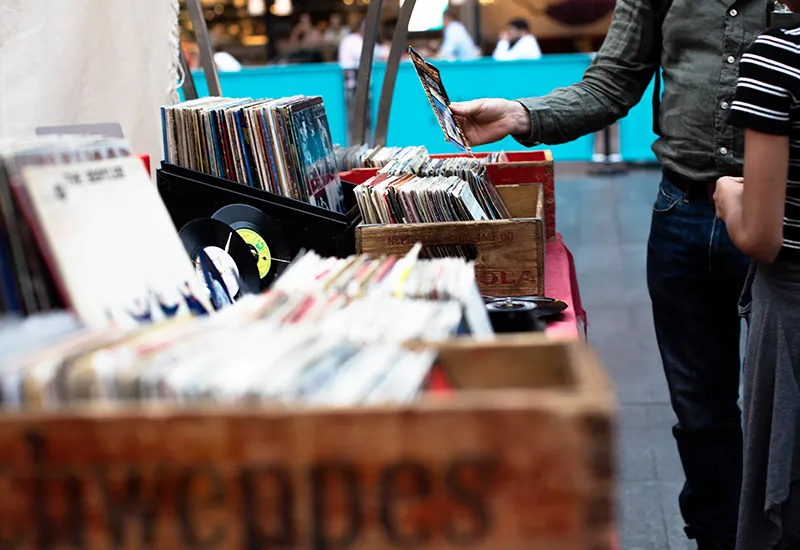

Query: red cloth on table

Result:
[428,233,585,391]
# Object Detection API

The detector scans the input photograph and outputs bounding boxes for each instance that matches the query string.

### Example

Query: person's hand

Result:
[713,176,744,221]
[450,99,531,147]
[499,30,511,42]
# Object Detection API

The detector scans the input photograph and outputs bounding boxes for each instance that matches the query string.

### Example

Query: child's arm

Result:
[718,130,788,263]
[722,29,796,263]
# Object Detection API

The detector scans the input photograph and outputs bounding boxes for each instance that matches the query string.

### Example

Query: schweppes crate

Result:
[0,336,615,550]
[355,183,545,297]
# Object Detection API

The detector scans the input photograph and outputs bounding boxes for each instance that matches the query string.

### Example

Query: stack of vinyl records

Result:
[0,244,492,411]
[335,145,509,172]
[161,96,346,214]
[354,154,512,226]
[335,144,409,171]
[0,135,213,325]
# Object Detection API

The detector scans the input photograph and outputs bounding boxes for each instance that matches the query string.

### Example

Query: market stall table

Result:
[426,234,620,550]
[428,232,586,392]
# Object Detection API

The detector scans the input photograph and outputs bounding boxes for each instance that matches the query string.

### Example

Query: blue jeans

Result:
[647,176,750,547]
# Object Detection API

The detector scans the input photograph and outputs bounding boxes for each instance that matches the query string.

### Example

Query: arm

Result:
[719,30,794,264]
[515,0,659,146]
[438,26,458,60]
[493,39,512,61]
[722,130,787,263]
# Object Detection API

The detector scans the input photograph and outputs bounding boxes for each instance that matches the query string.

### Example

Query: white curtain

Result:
[0,0,181,164]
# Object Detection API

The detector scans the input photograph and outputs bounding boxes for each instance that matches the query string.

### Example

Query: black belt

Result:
[662,168,717,203]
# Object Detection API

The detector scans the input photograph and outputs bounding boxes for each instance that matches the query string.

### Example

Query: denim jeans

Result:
[647,176,750,547]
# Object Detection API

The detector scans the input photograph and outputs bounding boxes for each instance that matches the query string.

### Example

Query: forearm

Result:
[724,196,781,264]
[514,0,658,146]
[493,40,511,60]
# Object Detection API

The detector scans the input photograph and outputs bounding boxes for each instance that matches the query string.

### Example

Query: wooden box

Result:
[0,336,615,550]
[340,150,557,241]
[356,184,546,297]
[431,151,556,242]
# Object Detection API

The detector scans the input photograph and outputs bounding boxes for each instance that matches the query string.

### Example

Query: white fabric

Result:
[215,52,243,72]
[493,34,543,61]
[439,21,480,61]
[338,33,388,70]
[0,0,180,166]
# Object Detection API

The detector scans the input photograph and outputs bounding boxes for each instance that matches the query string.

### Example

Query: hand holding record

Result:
[449,99,533,148]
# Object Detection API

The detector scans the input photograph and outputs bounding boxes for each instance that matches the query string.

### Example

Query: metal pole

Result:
[179,50,199,101]
[352,0,385,146]
[185,0,223,97]
[373,0,417,147]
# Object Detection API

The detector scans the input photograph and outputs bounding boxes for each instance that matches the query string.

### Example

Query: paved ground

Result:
[554,164,736,550]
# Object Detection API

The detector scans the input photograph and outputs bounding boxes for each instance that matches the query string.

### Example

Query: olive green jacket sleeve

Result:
[514,0,660,147]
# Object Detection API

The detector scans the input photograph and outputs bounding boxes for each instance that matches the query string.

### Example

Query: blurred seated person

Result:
[289,13,323,46]
[214,51,242,72]
[208,26,243,72]
[493,19,542,61]
[338,19,389,71]
[324,13,350,45]
[438,9,480,61]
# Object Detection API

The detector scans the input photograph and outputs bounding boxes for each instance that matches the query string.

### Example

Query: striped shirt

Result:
[729,27,800,261]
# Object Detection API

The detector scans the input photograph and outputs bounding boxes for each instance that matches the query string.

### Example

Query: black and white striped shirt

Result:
[729,27,800,261]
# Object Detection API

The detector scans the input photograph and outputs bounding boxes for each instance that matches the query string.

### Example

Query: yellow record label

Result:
[237,228,272,279]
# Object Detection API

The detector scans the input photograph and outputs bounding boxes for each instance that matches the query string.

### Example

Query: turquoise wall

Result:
[190,55,659,163]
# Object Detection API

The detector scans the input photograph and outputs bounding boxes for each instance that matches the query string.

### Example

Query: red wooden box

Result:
[340,150,556,240]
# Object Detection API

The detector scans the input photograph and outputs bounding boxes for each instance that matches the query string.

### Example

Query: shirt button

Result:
[727,55,736,64]
[721,101,730,110]
[730,9,738,16]
[720,147,729,155]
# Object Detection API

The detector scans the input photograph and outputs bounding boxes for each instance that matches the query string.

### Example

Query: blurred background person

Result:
[338,18,388,145]
[438,9,480,61]
[493,19,542,61]
[289,13,322,47]
[324,12,350,45]
[338,18,388,71]
[209,25,242,72]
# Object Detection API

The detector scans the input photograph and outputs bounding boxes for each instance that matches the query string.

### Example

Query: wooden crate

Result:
[356,184,545,297]
[0,336,615,550]
[341,150,556,242]
[431,151,556,242]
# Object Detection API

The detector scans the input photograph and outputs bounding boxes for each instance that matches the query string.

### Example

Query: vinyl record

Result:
[212,204,292,289]
[485,299,545,334]
[178,218,260,298]
[483,295,568,320]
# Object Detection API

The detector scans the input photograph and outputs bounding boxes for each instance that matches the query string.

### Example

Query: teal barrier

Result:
[192,64,349,146]
[189,55,659,163]
[368,54,594,161]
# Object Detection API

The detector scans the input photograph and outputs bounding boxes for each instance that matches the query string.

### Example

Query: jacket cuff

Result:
[512,98,544,148]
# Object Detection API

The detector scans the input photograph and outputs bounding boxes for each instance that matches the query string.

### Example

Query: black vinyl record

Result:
[212,204,292,289]
[178,218,260,298]
[485,299,545,334]
[483,295,568,320]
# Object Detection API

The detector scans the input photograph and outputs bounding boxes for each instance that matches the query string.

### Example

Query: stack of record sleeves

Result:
[0,245,492,410]
[161,96,346,214]
[0,135,214,326]
[354,154,512,226]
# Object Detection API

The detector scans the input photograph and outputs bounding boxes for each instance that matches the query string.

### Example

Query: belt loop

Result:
[683,182,691,203]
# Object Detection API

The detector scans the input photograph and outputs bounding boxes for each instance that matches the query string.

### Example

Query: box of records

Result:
[349,147,546,297]
[432,150,556,241]
[339,148,556,241]
[0,335,615,550]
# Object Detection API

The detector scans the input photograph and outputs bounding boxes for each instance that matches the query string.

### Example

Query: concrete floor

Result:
[554,164,714,550]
